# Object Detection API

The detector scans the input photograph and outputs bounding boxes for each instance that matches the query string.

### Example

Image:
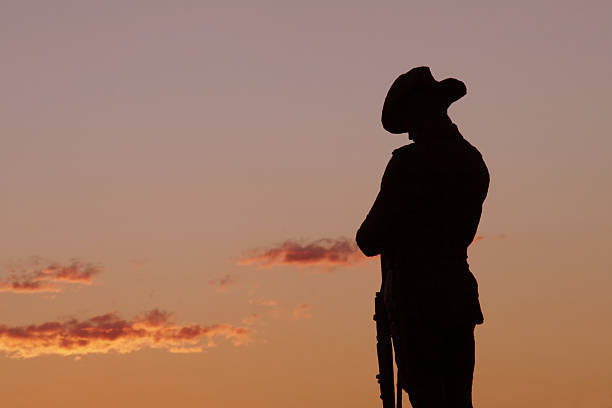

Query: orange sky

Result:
[1,1,611,407]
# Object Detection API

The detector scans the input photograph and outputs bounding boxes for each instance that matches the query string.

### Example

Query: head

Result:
[403,98,452,142]
[381,66,466,141]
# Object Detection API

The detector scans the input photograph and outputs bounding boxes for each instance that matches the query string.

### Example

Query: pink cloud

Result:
[208,274,237,292]
[237,238,366,269]
[0,280,59,293]
[0,261,101,294]
[0,309,252,359]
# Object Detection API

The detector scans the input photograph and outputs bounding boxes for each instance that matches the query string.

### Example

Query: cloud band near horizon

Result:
[0,309,252,359]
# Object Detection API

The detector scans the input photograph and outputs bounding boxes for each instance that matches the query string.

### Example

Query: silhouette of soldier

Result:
[357,67,489,408]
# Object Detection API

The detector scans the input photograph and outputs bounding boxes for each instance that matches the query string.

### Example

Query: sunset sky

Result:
[2,1,611,407]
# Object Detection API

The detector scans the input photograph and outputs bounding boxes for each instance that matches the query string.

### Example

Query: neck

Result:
[409,117,458,142]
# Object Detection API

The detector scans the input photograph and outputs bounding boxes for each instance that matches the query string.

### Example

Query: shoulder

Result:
[389,143,422,166]
[455,138,490,193]
[380,144,418,187]
[460,139,488,172]
[385,143,419,172]
[392,143,418,156]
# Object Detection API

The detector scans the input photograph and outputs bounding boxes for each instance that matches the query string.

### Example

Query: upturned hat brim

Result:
[381,67,467,134]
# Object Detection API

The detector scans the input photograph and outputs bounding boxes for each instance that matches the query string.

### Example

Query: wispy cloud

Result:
[248,298,279,309]
[292,304,312,320]
[0,280,59,293]
[241,313,260,325]
[0,261,101,294]
[208,274,236,292]
[0,309,252,359]
[237,238,365,269]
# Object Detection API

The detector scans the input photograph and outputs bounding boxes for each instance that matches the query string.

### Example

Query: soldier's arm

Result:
[356,191,387,256]
[356,151,404,257]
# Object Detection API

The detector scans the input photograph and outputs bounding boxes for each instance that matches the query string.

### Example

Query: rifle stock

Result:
[374,254,402,408]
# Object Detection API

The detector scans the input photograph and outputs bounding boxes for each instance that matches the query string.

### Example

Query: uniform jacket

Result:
[356,124,489,325]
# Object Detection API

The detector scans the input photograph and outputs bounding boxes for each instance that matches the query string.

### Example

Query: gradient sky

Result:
[2,1,611,407]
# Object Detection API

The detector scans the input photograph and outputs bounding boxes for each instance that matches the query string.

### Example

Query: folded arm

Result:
[356,152,405,257]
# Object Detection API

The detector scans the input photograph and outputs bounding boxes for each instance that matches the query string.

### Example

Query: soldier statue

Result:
[357,66,489,408]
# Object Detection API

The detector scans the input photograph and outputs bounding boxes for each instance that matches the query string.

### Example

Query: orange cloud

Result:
[237,238,366,269]
[0,261,101,294]
[292,304,312,320]
[241,313,260,325]
[248,298,279,307]
[0,280,59,293]
[208,274,236,292]
[0,309,252,359]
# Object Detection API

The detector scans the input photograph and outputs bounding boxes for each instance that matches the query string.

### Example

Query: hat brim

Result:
[382,77,466,134]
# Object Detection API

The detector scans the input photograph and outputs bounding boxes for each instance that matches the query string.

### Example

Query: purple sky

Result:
[1,1,611,407]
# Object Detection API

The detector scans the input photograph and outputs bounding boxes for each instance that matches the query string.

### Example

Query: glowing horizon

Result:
[2,1,611,407]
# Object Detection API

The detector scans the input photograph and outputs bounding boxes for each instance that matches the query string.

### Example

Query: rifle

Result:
[374,256,402,408]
